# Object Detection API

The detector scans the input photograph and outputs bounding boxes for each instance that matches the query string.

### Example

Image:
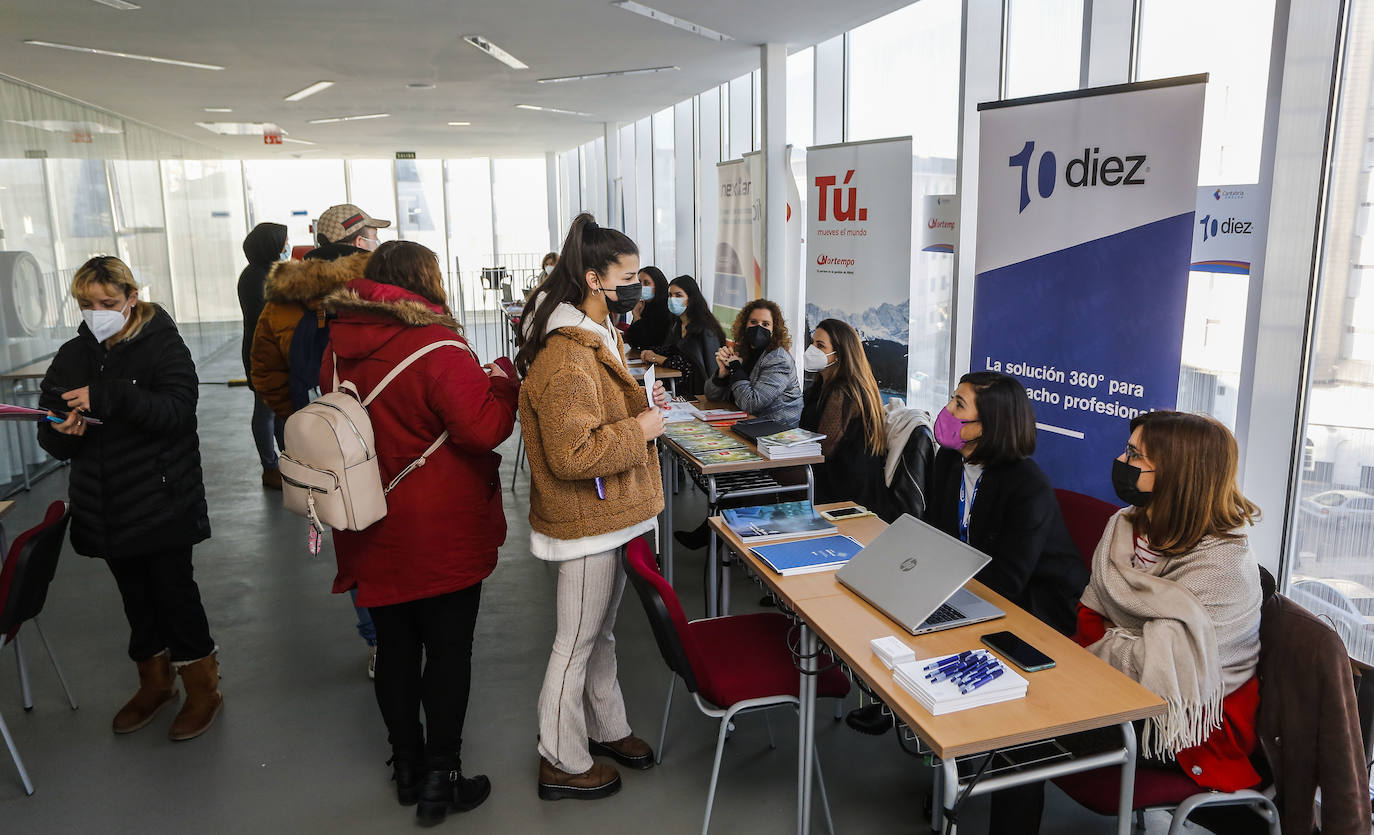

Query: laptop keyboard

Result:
[920,602,966,627]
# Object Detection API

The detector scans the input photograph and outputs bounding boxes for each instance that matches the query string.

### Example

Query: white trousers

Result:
[537,548,634,773]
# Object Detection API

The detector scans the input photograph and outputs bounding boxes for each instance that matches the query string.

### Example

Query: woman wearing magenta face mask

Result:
[927,371,1086,635]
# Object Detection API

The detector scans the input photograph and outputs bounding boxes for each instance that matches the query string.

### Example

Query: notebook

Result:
[751,534,863,576]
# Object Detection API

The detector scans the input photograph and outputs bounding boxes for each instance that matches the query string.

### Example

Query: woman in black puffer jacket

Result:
[37,255,223,743]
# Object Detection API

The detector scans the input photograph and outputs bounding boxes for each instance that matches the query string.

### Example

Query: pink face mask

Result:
[934,406,977,450]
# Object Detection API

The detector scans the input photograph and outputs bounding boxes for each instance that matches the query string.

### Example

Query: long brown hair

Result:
[71,255,157,345]
[1127,410,1259,556]
[731,298,791,362]
[516,213,637,375]
[814,318,886,455]
[363,240,453,318]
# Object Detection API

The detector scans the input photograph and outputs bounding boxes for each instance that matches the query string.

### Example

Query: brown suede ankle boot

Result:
[537,757,621,801]
[169,652,223,741]
[112,651,179,734]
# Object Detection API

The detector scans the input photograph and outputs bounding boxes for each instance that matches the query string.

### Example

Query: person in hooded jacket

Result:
[38,256,222,742]
[322,241,518,826]
[251,206,392,677]
[237,222,288,490]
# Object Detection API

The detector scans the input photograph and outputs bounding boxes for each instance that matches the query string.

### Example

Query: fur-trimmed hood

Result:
[325,278,464,362]
[324,279,461,331]
[264,251,369,303]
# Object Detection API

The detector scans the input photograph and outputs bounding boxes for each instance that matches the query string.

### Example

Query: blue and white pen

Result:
[929,655,991,684]
[922,651,979,674]
[960,667,1006,694]
[950,658,999,686]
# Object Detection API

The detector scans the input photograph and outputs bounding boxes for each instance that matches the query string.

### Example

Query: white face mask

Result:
[803,344,835,373]
[356,235,380,252]
[543,264,554,275]
[279,246,291,261]
[83,298,134,342]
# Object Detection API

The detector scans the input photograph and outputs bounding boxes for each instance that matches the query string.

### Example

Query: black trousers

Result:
[106,546,216,664]
[368,583,482,767]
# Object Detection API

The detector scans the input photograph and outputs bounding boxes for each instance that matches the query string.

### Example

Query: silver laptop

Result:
[836,514,1005,635]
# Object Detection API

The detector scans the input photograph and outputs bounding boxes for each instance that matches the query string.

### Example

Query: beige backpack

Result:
[279,340,469,533]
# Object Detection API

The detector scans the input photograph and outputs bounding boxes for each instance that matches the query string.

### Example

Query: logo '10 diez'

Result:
[1008,142,1147,213]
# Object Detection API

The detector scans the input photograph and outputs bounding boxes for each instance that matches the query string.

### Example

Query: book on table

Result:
[757,441,822,460]
[676,434,747,453]
[750,534,863,576]
[720,501,837,544]
[891,652,1028,715]
[691,447,763,465]
[759,428,826,446]
[732,418,787,442]
[664,421,720,439]
[696,409,749,422]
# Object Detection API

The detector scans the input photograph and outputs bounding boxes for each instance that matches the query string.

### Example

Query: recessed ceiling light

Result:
[281,137,316,145]
[307,113,390,124]
[7,118,122,134]
[447,121,471,126]
[284,80,334,102]
[90,0,141,9]
[407,82,436,90]
[515,104,592,117]
[538,65,679,84]
[203,107,233,113]
[195,121,281,136]
[23,40,224,70]
[611,1,731,41]
[462,35,528,70]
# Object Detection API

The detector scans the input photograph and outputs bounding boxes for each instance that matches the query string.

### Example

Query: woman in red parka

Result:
[321,241,518,826]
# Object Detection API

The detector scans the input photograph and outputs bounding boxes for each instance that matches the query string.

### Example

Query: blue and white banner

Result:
[970,76,1206,502]
[1192,184,1263,275]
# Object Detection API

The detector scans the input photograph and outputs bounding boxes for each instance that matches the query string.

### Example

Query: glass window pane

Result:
[493,157,552,291]
[788,47,816,276]
[346,160,398,242]
[846,0,962,412]
[243,159,346,246]
[1004,0,1084,99]
[1136,0,1277,185]
[1291,8,1374,665]
[619,124,638,242]
[445,158,492,311]
[652,107,676,272]
[396,159,446,264]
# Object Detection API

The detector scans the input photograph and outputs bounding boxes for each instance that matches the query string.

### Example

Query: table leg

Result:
[797,623,818,835]
[706,475,719,618]
[1116,721,1138,835]
[805,464,814,505]
[660,444,674,585]
[938,757,960,834]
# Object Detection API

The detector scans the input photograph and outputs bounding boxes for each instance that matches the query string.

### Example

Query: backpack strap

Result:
[362,340,472,406]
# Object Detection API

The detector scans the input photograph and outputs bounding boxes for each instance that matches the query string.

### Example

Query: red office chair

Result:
[1054,488,1120,569]
[0,501,76,796]
[622,537,850,834]
[1053,575,1291,835]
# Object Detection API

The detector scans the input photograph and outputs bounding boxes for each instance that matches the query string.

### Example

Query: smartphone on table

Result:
[819,505,875,522]
[981,631,1056,672]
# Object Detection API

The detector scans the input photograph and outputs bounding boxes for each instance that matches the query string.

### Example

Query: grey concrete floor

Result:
[0,338,1192,834]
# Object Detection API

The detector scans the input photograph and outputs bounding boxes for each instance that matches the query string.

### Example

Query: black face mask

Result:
[1111,458,1154,507]
[746,325,771,350]
[600,281,640,315]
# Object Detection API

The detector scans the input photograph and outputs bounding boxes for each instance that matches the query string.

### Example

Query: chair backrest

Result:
[0,501,71,641]
[1054,488,1119,570]
[621,537,701,693]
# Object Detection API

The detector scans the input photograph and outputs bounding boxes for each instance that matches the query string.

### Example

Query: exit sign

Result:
[395,151,416,160]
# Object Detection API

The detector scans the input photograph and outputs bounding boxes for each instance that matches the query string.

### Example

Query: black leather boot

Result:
[846,702,894,735]
[388,753,425,806]
[673,520,710,550]
[417,758,491,827]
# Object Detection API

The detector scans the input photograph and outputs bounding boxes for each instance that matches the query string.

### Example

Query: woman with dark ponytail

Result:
[517,214,669,801]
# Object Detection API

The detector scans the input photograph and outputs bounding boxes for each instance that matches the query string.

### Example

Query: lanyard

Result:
[958,473,983,543]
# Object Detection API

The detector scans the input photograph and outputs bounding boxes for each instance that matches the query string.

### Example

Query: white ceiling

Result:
[0,0,913,159]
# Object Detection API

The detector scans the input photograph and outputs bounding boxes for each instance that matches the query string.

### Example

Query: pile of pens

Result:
[922,649,1005,694]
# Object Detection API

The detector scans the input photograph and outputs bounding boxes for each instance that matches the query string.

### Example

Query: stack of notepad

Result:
[721,501,836,544]
[892,650,1028,715]
[757,428,826,460]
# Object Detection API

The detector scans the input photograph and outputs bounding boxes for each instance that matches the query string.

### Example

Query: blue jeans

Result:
[251,392,280,469]
[349,587,376,647]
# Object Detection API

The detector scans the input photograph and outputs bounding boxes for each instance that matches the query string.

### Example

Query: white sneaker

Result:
[368,646,377,680]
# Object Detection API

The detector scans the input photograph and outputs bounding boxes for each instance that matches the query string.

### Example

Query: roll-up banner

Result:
[969,75,1207,502]
[805,137,914,394]
[1192,184,1264,275]
[713,154,764,321]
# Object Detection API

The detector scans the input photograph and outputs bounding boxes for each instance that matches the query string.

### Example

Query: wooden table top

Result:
[661,399,823,475]
[712,503,1165,760]
[0,359,52,380]
[0,501,13,520]
[626,359,682,380]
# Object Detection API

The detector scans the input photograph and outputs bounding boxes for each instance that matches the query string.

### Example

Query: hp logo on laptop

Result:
[899,558,918,572]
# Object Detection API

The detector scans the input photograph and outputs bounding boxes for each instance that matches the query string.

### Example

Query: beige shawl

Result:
[1080,510,1261,759]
